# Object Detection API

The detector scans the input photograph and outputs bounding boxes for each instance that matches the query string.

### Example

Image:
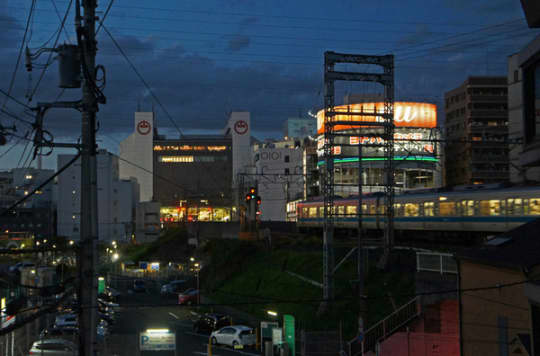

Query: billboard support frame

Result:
[322,52,395,313]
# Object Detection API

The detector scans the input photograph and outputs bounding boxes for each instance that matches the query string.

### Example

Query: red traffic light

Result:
[245,194,252,201]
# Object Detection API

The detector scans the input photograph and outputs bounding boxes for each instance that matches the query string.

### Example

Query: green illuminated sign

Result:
[284,314,295,356]
[98,277,105,294]
[317,156,439,166]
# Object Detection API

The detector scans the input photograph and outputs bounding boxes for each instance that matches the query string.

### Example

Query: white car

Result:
[29,338,78,355]
[54,314,78,328]
[210,325,256,347]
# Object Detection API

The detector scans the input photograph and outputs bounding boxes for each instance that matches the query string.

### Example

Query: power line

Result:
[95,0,115,35]
[0,88,33,110]
[100,23,184,137]
[2,0,36,112]
[45,2,518,28]
[27,0,73,103]
[49,0,72,44]
[1,152,81,217]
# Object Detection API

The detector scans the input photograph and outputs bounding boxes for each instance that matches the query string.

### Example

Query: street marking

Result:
[169,312,179,319]
[210,345,260,356]
[193,352,220,356]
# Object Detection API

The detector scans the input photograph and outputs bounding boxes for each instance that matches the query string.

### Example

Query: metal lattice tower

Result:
[322,52,395,301]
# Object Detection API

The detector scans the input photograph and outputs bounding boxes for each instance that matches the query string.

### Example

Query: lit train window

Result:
[309,207,317,218]
[319,207,324,217]
[524,199,529,214]
[424,202,435,216]
[404,203,419,217]
[439,202,456,216]
[303,207,309,217]
[461,200,475,216]
[394,203,403,217]
[530,199,540,215]
[370,204,377,215]
[337,205,345,215]
[347,206,357,215]
[507,198,523,215]
[479,200,503,215]
[362,204,368,214]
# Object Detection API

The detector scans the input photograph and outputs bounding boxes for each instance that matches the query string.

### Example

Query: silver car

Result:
[210,325,256,347]
[29,338,78,355]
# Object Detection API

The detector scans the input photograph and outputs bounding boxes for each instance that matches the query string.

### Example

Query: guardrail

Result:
[416,252,457,274]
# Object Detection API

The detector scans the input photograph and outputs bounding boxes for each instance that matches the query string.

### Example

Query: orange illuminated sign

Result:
[316,102,437,134]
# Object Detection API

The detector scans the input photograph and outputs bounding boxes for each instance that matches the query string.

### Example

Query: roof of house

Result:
[456,218,540,270]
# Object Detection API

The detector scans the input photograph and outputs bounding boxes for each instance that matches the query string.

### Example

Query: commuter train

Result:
[296,185,540,235]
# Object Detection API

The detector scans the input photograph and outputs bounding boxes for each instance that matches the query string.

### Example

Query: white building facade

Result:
[253,144,304,221]
[57,150,138,241]
[119,112,154,202]
[508,35,540,182]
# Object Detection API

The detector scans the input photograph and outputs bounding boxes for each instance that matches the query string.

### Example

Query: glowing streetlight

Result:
[190,257,195,262]
[69,240,74,246]
[267,310,278,317]
[112,253,119,262]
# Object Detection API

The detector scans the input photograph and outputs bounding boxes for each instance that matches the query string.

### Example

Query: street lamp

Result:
[194,262,200,304]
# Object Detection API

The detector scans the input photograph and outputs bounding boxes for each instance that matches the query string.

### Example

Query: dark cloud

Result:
[396,25,434,47]
[225,34,250,51]
[443,0,522,17]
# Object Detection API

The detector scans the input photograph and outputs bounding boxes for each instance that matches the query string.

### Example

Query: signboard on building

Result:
[140,330,176,351]
[316,102,437,134]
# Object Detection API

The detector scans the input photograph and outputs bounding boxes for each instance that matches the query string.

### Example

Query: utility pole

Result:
[77,1,99,355]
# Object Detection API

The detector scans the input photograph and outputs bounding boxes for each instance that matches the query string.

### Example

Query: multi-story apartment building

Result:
[57,150,138,242]
[444,76,509,186]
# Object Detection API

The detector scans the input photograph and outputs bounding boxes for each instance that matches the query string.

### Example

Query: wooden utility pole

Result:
[77,1,99,355]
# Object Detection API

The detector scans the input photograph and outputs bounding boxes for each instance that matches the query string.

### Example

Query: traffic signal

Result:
[245,194,252,202]
[256,196,261,205]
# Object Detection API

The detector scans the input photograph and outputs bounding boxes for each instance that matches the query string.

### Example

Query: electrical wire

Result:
[27,0,73,103]
[0,152,81,217]
[100,23,184,137]
[2,0,36,110]
[95,0,115,35]
[49,0,72,44]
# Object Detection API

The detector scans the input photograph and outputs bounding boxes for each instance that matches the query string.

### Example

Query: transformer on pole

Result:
[322,52,395,304]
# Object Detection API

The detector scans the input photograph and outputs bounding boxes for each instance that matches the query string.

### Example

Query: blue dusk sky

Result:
[0,0,538,169]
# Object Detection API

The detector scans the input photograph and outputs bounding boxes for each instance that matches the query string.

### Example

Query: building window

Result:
[284,155,290,163]
[284,168,290,175]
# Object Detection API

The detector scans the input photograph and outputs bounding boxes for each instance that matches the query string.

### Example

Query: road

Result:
[106,289,261,356]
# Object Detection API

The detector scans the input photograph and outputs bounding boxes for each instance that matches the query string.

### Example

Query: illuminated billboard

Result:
[316,102,437,134]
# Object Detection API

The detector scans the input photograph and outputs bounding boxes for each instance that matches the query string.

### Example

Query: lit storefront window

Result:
[159,156,194,163]
[160,206,232,222]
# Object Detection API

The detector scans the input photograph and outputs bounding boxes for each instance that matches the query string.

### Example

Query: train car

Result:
[296,186,540,235]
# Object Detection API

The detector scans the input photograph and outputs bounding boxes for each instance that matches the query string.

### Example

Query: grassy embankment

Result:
[201,236,415,338]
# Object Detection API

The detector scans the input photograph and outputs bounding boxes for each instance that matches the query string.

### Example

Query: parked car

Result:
[9,261,35,273]
[133,279,146,293]
[54,313,78,328]
[39,327,79,341]
[210,326,256,347]
[29,338,78,355]
[193,313,230,334]
[161,280,187,295]
[178,288,199,305]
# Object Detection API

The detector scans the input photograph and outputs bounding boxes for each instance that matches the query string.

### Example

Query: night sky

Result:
[0,0,538,169]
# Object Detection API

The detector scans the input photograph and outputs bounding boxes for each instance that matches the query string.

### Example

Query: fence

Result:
[301,330,342,356]
[416,252,457,274]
